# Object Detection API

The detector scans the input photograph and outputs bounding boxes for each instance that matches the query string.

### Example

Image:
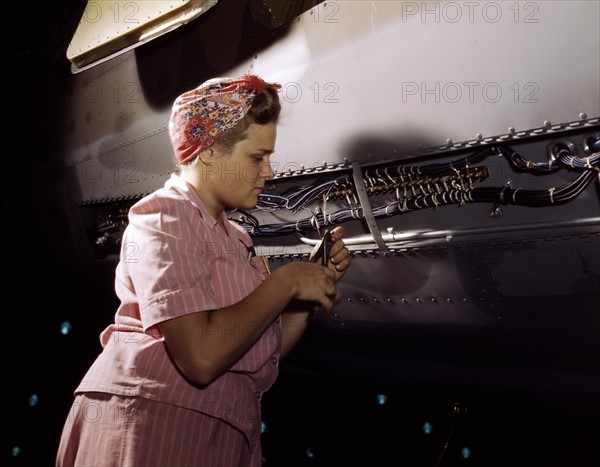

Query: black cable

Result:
[588,137,600,152]
[500,145,600,173]
[472,170,596,206]
[434,402,464,467]
[366,147,493,179]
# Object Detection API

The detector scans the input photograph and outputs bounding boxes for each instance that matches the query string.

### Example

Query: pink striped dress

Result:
[57,174,281,466]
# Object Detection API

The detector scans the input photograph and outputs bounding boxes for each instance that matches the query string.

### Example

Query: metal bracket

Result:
[351,161,388,252]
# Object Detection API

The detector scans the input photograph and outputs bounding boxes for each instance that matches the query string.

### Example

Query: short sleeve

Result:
[122,193,217,331]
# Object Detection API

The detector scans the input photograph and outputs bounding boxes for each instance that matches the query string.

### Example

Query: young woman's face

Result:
[207,122,277,211]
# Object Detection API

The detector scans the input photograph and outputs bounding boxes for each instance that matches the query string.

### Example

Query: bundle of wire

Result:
[229,144,599,235]
[500,145,600,172]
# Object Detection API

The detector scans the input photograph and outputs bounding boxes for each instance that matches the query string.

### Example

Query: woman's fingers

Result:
[311,266,341,311]
[319,288,343,314]
[328,233,351,279]
[329,225,344,241]
[284,258,345,313]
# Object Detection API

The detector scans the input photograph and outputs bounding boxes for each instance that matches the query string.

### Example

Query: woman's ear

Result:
[197,147,214,165]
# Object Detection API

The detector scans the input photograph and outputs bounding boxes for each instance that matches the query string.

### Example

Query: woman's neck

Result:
[179,169,227,231]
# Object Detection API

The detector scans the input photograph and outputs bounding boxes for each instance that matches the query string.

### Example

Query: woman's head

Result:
[168,74,281,165]
[214,87,281,154]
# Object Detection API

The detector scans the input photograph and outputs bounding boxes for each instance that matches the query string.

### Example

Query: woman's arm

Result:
[159,261,339,386]
[279,301,313,360]
[280,226,352,359]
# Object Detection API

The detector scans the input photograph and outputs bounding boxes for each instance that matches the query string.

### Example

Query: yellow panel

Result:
[67,0,217,72]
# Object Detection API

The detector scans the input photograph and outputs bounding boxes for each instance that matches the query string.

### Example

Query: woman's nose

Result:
[262,160,275,180]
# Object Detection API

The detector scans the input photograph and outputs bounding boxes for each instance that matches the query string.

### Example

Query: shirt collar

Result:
[164,173,230,231]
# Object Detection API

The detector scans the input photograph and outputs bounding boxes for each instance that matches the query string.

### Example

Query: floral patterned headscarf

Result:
[168,74,281,164]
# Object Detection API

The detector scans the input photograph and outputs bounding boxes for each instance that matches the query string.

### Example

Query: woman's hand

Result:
[278,262,341,313]
[327,226,351,282]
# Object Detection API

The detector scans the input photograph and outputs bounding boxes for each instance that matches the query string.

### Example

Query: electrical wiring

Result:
[500,145,600,173]
[259,177,342,214]
[363,147,493,181]
[226,209,260,231]
[473,170,597,207]
[230,146,600,236]
[559,153,600,170]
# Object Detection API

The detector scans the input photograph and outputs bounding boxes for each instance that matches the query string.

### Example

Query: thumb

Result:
[329,226,345,242]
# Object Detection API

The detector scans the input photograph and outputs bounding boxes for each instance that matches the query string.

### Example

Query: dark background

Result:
[6,1,599,466]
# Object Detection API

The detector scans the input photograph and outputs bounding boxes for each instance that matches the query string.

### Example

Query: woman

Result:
[56,74,351,466]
